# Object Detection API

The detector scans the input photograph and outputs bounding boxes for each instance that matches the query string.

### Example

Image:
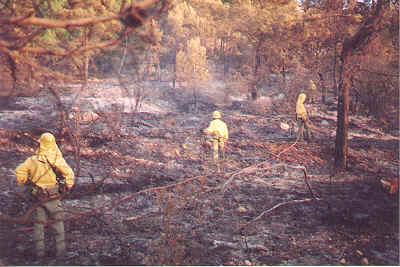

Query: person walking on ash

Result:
[15,132,74,259]
[296,93,312,142]
[203,111,229,168]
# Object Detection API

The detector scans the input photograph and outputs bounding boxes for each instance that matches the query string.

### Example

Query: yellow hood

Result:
[36,133,63,164]
[296,93,307,116]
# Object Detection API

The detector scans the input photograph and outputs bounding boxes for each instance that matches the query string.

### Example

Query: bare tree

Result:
[0,0,172,177]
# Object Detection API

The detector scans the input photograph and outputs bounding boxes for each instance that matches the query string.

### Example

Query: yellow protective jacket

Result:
[204,119,229,140]
[15,134,74,189]
[296,93,308,120]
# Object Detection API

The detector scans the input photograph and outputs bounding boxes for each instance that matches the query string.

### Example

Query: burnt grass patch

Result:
[0,92,398,266]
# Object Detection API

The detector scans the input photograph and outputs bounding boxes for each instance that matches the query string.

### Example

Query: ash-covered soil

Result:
[0,80,398,266]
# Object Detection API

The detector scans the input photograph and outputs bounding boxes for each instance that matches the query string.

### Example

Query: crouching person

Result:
[203,111,229,166]
[15,133,74,259]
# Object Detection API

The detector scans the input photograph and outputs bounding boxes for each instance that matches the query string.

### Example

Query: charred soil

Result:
[0,83,398,266]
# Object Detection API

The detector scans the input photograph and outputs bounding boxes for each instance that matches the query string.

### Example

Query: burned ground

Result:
[0,81,398,266]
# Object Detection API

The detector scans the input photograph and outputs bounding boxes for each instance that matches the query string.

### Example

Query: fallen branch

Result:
[241,198,322,228]
[210,239,239,250]
[220,159,270,193]
[124,211,158,222]
[220,160,323,229]
[208,239,270,252]
[285,164,317,199]
[136,120,158,128]
[276,139,298,158]
[220,139,299,192]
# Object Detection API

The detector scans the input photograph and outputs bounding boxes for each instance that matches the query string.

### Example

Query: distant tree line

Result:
[0,0,397,170]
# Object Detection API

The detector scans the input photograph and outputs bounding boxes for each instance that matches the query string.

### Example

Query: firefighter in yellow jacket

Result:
[203,111,229,163]
[15,132,74,258]
[296,93,311,142]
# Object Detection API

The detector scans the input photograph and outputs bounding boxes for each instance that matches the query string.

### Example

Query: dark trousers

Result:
[34,199,65,257]
[296,118,311,141]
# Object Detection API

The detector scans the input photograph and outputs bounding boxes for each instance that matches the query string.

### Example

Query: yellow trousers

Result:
[207,137,225,162]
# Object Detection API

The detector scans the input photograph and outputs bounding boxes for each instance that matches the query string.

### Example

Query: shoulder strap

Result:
[45,156,64,183]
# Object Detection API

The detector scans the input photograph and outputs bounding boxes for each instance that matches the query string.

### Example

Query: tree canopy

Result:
[0,0,398,170]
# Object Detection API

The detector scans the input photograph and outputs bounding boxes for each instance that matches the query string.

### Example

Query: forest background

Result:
[0,0,398,169]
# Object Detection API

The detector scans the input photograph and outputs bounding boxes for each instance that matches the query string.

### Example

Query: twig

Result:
[135,119,158,128]
[220,159,270,193]
[285,164,317,199]
[210,240,239,250]
[241,198,321,227]
[224,161,322,229]
[221,139,299,192]
[276,139,298,158]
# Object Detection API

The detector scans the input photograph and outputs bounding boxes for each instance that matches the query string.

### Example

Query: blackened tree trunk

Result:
[251,34,267,101]
[333,41,338,96]
[172,49,176,89]
[281,57,287,92]
[318,72,326,104]
[334,63,350,169]
[6,54,17,97]
[334,0,387,170]
[222,38,228,79]
[83,26,89,85]
[251,41,262,101]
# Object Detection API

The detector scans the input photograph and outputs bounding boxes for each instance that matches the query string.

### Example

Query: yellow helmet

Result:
[213,110,221,119]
